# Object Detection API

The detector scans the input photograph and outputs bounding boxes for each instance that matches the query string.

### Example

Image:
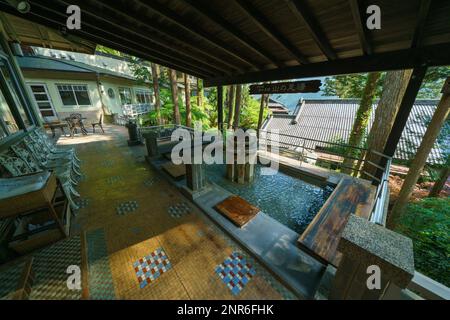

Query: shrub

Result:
[395,197,450,287]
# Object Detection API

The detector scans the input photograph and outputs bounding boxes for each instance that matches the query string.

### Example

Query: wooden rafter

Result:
[349,0,372,55]
[285,0,337,60]
[87,0,237,74]
[411,0,432,48]
[182,0,283,67]
[204,42,450,86]
[1,3,209,78]
[135,0,260,70]
[30,0,216,77]
[54,0,227,76]
[233,0,309,64]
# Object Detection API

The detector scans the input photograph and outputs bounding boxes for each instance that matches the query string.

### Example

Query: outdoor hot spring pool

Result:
[205,164,334,234]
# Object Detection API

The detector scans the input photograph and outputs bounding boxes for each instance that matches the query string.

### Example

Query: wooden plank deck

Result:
[298,178,376,267]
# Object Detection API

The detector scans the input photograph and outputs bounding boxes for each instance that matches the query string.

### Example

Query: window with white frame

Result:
[135,89,152,104]
[28,84,57,120]
[118,87,132,105]
[56,84,91,106]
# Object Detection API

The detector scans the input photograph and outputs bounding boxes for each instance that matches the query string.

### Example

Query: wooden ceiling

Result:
[0,0,449,86]
[0,11,95,53]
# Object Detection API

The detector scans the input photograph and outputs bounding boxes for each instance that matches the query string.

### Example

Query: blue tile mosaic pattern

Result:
[86,228,116,300]
[29,236,82,300]
[167,202,191,218]
[215,252,256,296]
[133,248,172,289]
[116,201,139,215]
[76,198,90,209]
[144,176,160,187]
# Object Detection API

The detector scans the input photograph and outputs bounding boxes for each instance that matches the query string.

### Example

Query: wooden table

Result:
[43,122,69,138]
[0,172,71,254]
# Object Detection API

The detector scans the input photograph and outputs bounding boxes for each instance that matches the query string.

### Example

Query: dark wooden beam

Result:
[285,0,337,60]
[1,3,208,78]
[59,0,229,76]
[217,86,224,131]
[411,0,432,48]
[135,0,260,70]
[233,0,309,64]
[30,0,216,77]
[182,0,283,67]
[349,0,372,55]
[203,42,450,86]
[374,67,428,181]
[88,0,236,74]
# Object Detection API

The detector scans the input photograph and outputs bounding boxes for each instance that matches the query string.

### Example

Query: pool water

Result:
[205,164,334,234]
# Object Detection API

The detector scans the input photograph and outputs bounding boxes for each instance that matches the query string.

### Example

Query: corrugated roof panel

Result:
[263,99,445,165]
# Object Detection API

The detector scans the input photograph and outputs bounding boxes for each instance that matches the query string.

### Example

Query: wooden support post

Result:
[375,66,427,182]
[217,85,224,131]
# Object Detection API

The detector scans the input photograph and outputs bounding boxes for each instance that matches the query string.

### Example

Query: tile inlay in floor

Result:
[167,202,191,218]
[116,201,139,215]
[133,247,172,288]
[215,252,256,296]
[86,229,116,300]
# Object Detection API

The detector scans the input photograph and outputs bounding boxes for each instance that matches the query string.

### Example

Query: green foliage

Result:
[324,66,450,100]
[323,73,384,98]
[239,86,266,129]
[142,88,211,129]
[395,197,450,287]
[419,66,450,99]
[128,57,152,86]
[95,45,124,57]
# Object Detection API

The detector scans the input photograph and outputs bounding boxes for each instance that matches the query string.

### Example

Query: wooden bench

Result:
[298,178,376,267]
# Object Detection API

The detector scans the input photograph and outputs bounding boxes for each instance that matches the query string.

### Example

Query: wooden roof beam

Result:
[234,0,309,64]
[14,2,211,78]
[182,0,283,68]
[349,0,372,55]
[55,0,227,76]
[135,0,260,71]
[285,0,337,60]
[87,0,236,74]
[411,0,432,48]
[203,42,450,86]
[31,0,216,76]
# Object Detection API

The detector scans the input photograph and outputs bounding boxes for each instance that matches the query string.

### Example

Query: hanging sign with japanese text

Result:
[249,80,321,94]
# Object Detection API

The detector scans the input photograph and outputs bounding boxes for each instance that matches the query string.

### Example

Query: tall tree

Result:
[342,72,382,173]
[169,68,181,125]
[226,85,235,129]
[429,167,450,197]
[389,80,450,228]
[184,73,192,127]
[197,78,204,109]
[362,70,413,177]
[151,63,162,125]
[233,85,242,129]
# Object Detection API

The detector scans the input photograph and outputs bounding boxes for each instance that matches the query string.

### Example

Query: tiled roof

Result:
[262,99,446,165]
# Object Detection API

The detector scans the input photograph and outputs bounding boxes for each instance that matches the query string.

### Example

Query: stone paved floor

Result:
[59,125,297,300]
